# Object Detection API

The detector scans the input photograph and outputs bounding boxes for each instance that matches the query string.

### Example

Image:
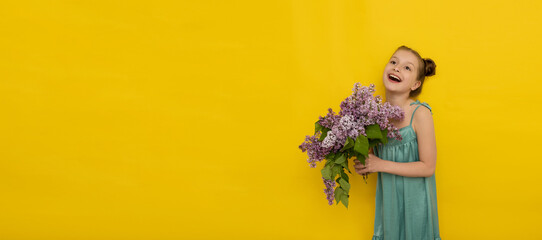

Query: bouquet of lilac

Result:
[299,83,405,208]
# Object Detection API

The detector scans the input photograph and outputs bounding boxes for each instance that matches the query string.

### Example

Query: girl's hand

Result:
[353,153,385,175]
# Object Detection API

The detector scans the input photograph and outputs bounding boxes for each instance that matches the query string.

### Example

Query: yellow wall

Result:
[1,1,541,239]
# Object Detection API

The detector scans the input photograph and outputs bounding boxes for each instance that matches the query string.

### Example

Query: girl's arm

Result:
[354,106,437,178]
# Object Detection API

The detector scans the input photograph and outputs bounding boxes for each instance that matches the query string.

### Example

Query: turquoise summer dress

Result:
[370,100,441,240]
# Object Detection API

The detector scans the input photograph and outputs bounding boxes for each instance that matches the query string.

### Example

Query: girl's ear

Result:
[411,81,421,91]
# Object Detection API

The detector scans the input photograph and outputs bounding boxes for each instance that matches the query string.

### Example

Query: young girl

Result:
[354,45,441,240]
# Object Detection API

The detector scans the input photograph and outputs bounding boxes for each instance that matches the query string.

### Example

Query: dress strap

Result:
[409,100,433,126]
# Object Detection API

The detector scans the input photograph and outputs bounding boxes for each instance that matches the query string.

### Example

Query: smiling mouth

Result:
[388,74,402,82]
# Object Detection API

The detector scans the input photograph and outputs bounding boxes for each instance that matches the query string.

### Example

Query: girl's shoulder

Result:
[410,99,433,114]
[411,101,434,133]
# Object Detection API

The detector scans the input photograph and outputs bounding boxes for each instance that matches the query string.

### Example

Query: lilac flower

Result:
[321,131,337,149]
[299,82,405,206]
[299,135,331,168]
[323,177,336,205]
[318,108,341,129]
[300,83,405,168]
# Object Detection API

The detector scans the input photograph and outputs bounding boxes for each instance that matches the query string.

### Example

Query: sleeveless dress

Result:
[370,100,442,240]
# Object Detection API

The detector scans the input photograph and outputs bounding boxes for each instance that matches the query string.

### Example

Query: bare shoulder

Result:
[412,105,434,133]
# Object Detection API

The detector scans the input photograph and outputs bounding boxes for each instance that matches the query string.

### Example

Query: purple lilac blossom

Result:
[321,130,337,149]
[300,83,404,167]
[299,134,330,168]
[323,177,336,205]
[299,83,404,204]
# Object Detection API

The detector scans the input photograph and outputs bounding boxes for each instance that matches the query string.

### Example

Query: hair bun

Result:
[424,58,436,77]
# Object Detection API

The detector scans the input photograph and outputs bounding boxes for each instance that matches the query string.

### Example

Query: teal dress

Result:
[371,100,442,240]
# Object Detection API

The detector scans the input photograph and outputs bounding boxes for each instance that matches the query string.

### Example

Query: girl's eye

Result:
[406,66,411,71]
[390,60,396,64]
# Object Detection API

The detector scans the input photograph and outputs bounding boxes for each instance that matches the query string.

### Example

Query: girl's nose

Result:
[394,66,400,72]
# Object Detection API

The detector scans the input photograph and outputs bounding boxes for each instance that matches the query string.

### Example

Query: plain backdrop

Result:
[1,0,541,239]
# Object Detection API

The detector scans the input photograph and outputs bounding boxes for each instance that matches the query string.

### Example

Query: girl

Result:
[354,45,441,240]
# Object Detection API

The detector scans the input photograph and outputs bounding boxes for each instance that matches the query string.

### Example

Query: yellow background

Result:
[1,1,541,239]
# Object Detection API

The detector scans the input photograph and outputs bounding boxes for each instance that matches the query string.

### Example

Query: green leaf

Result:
[334,154,346,164]
[381,129,389,144]
[339,178,350,192]
[354,134,369,157]
[315,121,323,134]
[340,160,351,174]
[319,128,330,141]
[321,165,332,180]
[324,158,333,167]
[334,187,344,205]
[340,168,350,182]
[331,165,341,178]
[357,154,366,165]
[340,137,354,151]
[325,152,336,161]
[366,124,382,140]
[369,139,380,149]
[340,192,349,208]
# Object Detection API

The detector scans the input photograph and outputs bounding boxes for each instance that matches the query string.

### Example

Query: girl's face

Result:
[382,49,421,95]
